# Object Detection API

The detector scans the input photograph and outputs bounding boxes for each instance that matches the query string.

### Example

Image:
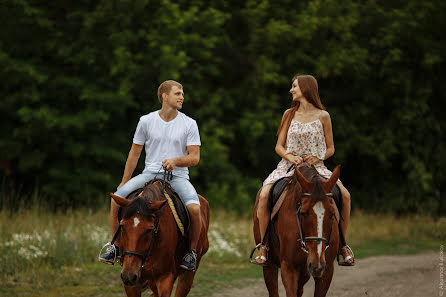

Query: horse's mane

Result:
[121,180,165,220]
[296,164,326,202]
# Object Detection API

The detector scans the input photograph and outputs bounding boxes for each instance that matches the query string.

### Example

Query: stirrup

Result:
[249,243,269,265]
[98,242,117,265]
[337,245,355,266]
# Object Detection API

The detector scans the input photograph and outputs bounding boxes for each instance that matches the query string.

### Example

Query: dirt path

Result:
[211,251,440,297]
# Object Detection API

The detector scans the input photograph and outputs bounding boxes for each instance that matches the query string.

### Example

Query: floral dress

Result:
[263,119,335,185]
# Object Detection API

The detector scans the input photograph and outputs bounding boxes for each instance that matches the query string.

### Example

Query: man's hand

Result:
[162,158,177,172]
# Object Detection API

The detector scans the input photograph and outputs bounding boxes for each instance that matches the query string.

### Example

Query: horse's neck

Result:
[143,185,164,203]
[152,207,178,251]
[282,184,300,210]
[297,165,319,180]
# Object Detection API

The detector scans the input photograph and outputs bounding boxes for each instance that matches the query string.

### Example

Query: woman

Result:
[254,74,354,266]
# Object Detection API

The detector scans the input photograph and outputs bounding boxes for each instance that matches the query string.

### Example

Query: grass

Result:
[0,204,444,297]
[348,210,445,258]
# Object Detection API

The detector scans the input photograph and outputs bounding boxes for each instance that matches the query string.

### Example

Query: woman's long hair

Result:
[277,75,325,135]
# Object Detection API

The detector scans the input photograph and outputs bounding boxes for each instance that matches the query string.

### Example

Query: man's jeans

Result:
[115,171,200,206]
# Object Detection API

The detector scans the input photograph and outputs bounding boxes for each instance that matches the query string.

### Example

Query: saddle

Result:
[268,177,343,220]
[121,181,190,237]
[268,177,292,219]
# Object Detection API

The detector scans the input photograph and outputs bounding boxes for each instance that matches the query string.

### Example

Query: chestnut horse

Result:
[110,179,210,297]
[253,164,341,297]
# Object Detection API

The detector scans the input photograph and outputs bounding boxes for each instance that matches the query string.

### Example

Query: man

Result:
[99,80,202,271]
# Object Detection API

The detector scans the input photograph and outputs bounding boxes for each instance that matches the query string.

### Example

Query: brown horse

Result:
[110,179,210,297]
[253,164,341,297]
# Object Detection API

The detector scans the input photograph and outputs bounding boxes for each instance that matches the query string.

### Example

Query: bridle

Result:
[296,192,334,254]
[119,214,162,271]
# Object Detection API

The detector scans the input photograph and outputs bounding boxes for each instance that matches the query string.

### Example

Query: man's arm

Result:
[117,143,144,190]
[161,145,200,171]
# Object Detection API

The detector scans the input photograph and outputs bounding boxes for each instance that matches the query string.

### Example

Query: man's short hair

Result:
[157,80,183,103]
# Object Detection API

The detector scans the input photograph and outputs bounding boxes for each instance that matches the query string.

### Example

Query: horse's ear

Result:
[110,193,131,207]
[149,200,167,212]
[294,165,311,188]
[324,165,340,192]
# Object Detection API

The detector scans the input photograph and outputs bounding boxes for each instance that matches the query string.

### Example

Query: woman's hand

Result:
[285,153,303,165]
[303,155,322,165]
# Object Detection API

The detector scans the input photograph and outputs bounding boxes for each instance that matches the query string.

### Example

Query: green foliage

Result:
[0,0,444,214]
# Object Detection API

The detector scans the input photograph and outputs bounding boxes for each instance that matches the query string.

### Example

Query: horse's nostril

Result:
[121,272,139,286]
[131,274,138,283]
[121,273,130,285]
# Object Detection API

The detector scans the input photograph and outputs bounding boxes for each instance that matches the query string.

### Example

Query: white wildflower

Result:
[207,229,241,257]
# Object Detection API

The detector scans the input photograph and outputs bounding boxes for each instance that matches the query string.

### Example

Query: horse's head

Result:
[110,191,167,287]
[294,164,340,278]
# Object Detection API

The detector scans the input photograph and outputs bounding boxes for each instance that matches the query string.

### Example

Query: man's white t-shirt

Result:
[133,110,201,179]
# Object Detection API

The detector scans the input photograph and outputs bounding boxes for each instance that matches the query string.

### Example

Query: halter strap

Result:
[119,198,168,270]
[295,202,331,253]
[301,192,333,197]
[120,216,161,270]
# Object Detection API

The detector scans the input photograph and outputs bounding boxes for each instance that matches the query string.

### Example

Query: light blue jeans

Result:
[115,171,200,206]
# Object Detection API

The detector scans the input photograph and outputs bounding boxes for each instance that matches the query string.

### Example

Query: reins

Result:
[162,168,173,191]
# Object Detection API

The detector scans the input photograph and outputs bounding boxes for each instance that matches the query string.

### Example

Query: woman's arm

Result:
[320,110,335,160]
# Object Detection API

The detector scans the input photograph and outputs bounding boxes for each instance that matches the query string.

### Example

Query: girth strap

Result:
[163,190,186,236]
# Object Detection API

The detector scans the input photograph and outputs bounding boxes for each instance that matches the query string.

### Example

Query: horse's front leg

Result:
[313,263,334,297]
[297,269,310,297]
[155,273,176,297]
[148,279,159,297]
[263,265,279,297]
[280,261,300,297]
[124,285,142,297]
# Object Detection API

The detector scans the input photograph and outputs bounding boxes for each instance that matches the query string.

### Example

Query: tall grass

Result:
[348,210,445,257]
[0,206,108,285]
[0,204,444,296]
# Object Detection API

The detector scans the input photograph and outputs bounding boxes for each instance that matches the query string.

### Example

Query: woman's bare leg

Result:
[337,181,350,235]
[256,184,273,263]
[337,181,354,264]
